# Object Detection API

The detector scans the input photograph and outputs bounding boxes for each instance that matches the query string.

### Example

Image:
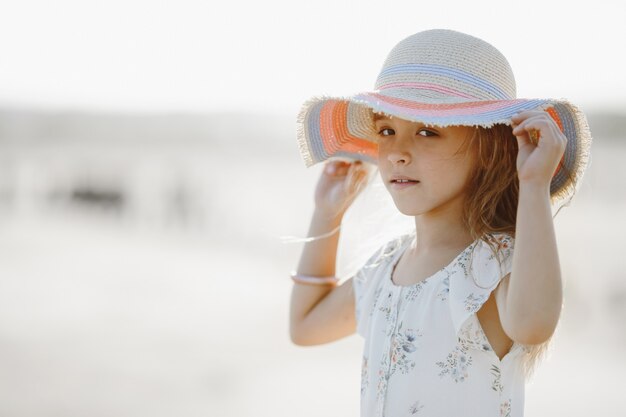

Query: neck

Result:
[411,200,474,254]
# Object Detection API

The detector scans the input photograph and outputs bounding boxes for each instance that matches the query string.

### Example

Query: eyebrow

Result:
[372,113,389,122]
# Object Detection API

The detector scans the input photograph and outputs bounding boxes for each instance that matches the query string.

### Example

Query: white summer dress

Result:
[353,232,532,417]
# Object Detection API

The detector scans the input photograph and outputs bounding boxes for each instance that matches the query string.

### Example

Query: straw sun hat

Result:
[296,28,591,207]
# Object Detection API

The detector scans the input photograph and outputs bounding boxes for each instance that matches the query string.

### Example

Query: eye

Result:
[418,129,437,137]
[378,127,395,136]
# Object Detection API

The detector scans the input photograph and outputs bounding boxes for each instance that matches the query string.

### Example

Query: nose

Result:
[386,145,411,165]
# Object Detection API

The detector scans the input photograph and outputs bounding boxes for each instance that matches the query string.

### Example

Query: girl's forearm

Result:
[289,210,343,335]
[505,182,563,344]
[295,209,343,277]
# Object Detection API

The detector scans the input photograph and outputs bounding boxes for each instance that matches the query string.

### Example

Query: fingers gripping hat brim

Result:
[296,94,592,208]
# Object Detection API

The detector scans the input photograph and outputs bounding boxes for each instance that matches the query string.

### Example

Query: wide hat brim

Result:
[296,89,592,209]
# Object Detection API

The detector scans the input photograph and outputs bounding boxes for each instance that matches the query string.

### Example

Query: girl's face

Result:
[375,114,477,217]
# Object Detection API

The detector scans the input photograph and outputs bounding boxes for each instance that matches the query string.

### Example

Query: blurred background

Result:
[0,0,625,416]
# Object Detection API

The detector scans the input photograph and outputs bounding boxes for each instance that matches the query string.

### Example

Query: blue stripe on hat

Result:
[379,64,510,100]
[307,101,328,163]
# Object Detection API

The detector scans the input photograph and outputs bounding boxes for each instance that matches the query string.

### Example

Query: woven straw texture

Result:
[296,29,592,209]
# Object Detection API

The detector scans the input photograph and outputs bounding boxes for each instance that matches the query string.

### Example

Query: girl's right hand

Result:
[314,160,369,220]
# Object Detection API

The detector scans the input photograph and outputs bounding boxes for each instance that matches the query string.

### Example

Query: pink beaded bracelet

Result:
[290,271,340,286]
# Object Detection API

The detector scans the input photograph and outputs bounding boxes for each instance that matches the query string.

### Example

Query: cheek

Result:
[425,155,474,189]
[421,153,463,173]
[376,143,390,161]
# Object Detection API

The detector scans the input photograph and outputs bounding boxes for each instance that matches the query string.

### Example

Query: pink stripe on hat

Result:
[369,94,524,115]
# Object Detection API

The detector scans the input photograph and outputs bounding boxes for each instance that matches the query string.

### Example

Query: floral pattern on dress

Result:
[464,292,488,312]
[435,344,473,383]
[490,364,504,393]
[455,245,474,276]
[376,320,422,402]
[404,281,427,301]
[370,286,384,318]
[458,315,494,352]
[361,355,369,396]
[378,290,395,323]
[500,398,512,417]
[456,234,513,283]
[484,234,514,278]
[390,322,422,376]
[436,273,450,301]
[485,233,513,253]
[375,356,390,403]
[408,400,425,414]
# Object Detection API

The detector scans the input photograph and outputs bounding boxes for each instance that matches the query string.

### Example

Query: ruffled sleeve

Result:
[448,233,515,344]
[353,233,412,339]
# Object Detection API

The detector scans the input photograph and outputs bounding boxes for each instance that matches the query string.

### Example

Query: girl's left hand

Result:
[511,110,567,191]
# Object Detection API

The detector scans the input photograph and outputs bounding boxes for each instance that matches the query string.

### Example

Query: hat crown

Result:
[374,29,517,102]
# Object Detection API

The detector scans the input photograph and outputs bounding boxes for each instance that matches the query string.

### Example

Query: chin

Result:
[392,200,429,217]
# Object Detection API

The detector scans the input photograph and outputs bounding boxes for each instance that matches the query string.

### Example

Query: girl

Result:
[289,29,591,417]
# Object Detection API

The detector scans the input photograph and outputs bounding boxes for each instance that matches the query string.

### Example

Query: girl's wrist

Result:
[518,180,551,198]
[312,207,345,226]
[289,208,342,244]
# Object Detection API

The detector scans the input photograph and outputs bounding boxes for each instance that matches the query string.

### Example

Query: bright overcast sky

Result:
[0,0,624,114]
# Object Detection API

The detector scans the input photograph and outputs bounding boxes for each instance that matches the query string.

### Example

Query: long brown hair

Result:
[461,124,519,240]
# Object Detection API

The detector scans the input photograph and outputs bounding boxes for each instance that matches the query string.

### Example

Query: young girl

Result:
[289,29,591,417]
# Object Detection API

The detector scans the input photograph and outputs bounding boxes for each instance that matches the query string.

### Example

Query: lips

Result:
[390,175,419,183]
